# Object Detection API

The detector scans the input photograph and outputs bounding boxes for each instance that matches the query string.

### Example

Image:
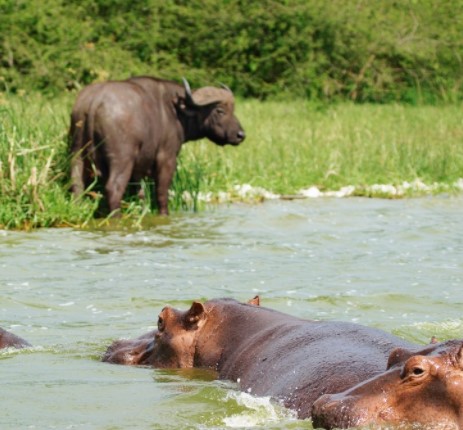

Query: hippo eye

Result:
[157,316,165,331]
[401,357,429,380]
[403,365,426,380]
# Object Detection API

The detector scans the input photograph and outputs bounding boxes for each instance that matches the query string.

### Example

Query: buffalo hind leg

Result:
[105,161,134,215]
[69,115,87,196]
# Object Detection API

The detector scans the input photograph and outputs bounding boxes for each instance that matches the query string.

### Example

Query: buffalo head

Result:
[182,78,245,146]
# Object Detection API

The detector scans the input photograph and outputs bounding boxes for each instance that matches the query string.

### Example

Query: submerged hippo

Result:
[0,327,30,349]
[103,296,260,366]
[312,340,463,429]
[103,299,463,429]
[103,298,398,415]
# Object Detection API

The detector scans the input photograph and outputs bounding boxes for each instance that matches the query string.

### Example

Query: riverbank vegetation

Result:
[1,93,462,229]
[1,1,462,229]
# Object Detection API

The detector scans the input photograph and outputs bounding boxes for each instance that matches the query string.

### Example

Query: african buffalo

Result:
[0,327,30,349]
[103,297,463,427]
[69,76,245,215]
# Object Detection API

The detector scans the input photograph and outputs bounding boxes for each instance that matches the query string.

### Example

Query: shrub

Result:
[1,0,462,102]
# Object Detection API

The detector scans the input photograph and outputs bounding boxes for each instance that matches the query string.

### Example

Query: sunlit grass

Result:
[183,100,463,195]
[1,92,462,229]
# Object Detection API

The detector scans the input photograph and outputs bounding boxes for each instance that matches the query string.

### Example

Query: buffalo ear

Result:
[387,347,414,369]
[184,301,206,329]
[175,96,198,117]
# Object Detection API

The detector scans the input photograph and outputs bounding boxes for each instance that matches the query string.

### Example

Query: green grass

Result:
[193,99,463,195]
[1,92,463,229]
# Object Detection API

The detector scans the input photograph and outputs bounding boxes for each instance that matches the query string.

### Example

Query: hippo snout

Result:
[312,394,360,430]
[311,394,337,429]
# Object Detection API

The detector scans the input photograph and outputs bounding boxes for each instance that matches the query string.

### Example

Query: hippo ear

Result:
[387,347,414,369]
[184,301,206,329]
[247,295,260,306]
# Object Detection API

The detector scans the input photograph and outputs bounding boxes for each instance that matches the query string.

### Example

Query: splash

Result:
[222,391,296,428]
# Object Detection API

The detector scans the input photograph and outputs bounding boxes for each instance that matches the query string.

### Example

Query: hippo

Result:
[312,340,463,429]
[103,298,463,427]
[0,327,30,349]
[102,298,403,416]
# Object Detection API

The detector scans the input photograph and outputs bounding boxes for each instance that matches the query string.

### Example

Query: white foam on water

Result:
[174,178,463,204]
[222,391,296,428]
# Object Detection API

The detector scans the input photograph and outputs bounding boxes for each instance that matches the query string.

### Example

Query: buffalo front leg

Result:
[105,160,134,214]
[155,157,177,215]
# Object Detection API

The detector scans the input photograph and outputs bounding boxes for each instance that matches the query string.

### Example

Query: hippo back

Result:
[215,314,413,418]
[0,327,30,349]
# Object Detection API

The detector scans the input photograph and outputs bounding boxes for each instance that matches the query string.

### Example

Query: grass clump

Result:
[0,94,96,229]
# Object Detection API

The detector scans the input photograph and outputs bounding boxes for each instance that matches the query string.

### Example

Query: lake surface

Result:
[1,196,462,429]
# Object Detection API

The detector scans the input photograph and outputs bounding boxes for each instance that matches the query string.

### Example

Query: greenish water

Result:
[1,196,462,429]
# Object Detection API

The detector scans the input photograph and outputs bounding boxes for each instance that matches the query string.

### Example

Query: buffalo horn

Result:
[220,83,232,93]
[182,77,196,107]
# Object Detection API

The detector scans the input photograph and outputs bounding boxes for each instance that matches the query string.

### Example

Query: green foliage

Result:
[1,0,462,102]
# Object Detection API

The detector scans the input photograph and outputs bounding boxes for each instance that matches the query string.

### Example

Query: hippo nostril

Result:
[237,130,245,141]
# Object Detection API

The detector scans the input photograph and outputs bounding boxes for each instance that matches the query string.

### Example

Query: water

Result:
[1,196,462,429]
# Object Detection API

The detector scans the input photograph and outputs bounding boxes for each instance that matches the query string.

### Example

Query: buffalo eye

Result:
[157,316,165,332]
[216,107,225,116]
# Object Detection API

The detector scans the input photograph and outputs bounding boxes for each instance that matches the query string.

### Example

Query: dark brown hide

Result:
[69,77,245,215]
[0,327,30,349]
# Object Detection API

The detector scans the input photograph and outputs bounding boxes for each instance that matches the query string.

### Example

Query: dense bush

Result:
[1,0,462,103]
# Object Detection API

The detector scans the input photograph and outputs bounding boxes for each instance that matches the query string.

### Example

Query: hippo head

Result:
[312,340,463,429]
[102,302,207,367]
[103,297,260,367]
[182,78,245,146]
[148,301,207,368]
